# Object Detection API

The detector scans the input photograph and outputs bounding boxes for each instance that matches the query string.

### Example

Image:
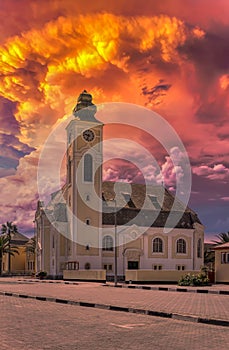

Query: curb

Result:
[102,284,229,295]
[17,279,78,285]
[11,280,229,295]
[0,290,228,328]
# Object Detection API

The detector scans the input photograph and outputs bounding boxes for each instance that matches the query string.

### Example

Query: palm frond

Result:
[0,236,19,255]
[25,237,36,254]
[211,231,229,245]
[1,222,18,236]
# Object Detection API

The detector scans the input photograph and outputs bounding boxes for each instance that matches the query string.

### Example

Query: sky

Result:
[0,0,228,241]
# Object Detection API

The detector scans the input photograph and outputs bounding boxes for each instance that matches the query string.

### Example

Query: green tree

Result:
[212,231,229,245]
[25,237,36,254]
[204,245,215,271]
[0,235,19,275]
[1,221,19,273]
[25,237,36,272]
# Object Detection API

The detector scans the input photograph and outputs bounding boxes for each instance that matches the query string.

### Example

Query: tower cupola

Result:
[73,90,98,122]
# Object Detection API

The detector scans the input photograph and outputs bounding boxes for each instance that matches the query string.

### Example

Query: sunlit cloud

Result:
[220,74,229,90]
[193,164,229,181]
[0,13,205,146]
[0,3,228,237]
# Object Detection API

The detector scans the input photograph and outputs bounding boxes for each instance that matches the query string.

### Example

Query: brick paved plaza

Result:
[0,278,229,349]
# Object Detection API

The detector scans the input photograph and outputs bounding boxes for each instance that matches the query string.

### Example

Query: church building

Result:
[35,90,204,282]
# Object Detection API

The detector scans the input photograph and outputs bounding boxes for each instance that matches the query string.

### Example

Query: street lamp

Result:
[33,220,36,273]
[110,199,118,287]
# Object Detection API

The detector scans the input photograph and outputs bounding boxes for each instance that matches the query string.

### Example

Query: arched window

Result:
[152,237,163,253]
[197,238,202,258]
[102,235,113,251]
[84,154,93,182]
[176,238,186,254]
[84,262,91,270]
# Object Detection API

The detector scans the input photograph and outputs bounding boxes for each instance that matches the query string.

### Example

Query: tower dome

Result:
[73,90,98,122]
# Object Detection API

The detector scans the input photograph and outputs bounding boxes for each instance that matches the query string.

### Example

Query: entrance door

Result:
[128,261,139,270]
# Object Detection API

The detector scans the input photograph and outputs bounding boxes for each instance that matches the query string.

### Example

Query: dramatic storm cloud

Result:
[0,0,228,239]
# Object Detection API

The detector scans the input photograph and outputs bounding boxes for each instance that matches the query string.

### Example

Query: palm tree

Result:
[0,235,19,275]
[25,237,36,272]
[212,231,229,245]
[25,237,36,255]
[1,221,19,273]
[204,244,215,271]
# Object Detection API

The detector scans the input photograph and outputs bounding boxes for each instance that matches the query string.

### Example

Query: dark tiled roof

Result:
[102,208,201,229]
[40,181,202,228]
[8,232,29,245]
[101,181,191,212]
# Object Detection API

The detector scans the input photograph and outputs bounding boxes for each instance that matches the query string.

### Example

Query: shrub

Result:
[36,271,47,279]
[178,267,209,286]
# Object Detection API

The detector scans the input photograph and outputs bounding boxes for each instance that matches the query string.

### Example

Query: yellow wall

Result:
[215,249,229,283]
[3,246,26,273]
[60,234,66,256]
[44,222,51,273]
[63,269,106,281]
[125,269,200,282]
[76,243,99,256]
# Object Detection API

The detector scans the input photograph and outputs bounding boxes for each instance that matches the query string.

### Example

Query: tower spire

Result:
[73,90,98,122]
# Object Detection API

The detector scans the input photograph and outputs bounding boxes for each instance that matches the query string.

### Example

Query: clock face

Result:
[83,129,95,142]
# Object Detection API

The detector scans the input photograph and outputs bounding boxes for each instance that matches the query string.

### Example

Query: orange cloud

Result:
[0,13,205,148]
[220,74,229,90]
[1,7,228,236]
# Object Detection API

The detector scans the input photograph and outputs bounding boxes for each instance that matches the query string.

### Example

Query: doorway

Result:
[128,261,139,270]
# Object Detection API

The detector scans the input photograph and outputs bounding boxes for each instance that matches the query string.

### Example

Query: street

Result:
[1,294,229,350]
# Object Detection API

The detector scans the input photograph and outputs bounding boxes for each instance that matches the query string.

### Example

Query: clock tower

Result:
[66,90,103,268]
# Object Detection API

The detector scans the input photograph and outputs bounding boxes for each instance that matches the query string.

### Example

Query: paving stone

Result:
[1,295,229,350]
[0,278,229,323]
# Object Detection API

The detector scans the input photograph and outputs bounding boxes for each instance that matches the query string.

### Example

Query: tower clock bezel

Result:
[82,129,95,142]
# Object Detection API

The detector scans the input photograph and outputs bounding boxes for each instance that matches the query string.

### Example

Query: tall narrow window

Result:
[221,253,226,264]
[197,238,202,258]
[102,235,114,251]
[152,237,163,253]
[68,156,71,183]
[176,238,186,254]
[84,154,93,182]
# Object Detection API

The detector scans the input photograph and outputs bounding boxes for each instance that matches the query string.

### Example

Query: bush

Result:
[36,271,47,279]
[178,267,209,286]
